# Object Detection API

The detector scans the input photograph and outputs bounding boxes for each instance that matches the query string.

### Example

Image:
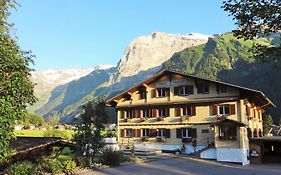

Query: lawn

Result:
[14,129,75,139]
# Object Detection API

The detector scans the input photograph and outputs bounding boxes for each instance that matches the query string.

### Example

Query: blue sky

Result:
[10,0,236,71]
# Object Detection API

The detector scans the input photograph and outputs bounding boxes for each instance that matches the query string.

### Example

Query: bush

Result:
[74,156,91,168]
[63,159,76,173]
[99,148,124,167]
[36,158,63,174]
[6,161,36,175]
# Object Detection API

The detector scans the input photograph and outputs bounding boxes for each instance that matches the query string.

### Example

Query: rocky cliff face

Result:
[112,32,212,82]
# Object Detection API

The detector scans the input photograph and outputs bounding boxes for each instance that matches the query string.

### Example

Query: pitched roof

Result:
[106,69,274,107]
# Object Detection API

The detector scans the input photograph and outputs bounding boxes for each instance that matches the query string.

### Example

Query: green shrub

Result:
[99,148,124,167]
[74,156,91,168]
[36,158,63,174]
[63,159,76,173]
[6,161,36,175]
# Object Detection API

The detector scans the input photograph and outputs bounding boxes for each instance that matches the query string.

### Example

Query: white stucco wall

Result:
[216,148,249,165]
[200,148,217,159]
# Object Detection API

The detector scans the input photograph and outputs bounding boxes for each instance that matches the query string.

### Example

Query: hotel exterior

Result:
[106,70,274,165]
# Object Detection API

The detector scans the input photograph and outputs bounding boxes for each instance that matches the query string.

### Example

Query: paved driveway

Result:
[75,156,281,175]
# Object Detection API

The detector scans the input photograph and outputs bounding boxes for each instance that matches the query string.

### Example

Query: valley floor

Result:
[75,156,281,175]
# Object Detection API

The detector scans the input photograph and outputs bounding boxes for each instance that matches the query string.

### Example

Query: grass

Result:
[14,129,75,139]
[58,147,75,163]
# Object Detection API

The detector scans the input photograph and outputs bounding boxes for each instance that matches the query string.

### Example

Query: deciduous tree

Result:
[222,0,281,63]
[0,0,36,160]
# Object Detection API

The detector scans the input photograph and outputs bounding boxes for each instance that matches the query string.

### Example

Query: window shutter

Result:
[132,129,136,137]
[191,128,197,138]
[165,129,170,138]
[136,129,141,137]
[191,106,196,116]
[134,109,140,118]
[151,89,156,98]
[211,105,218,115]
[120,129,124,137]
[230,104,236,115]
[166,88,170,97]
[165,108,170,117]
[152,109,157,117]
[150,129,157,137]
[176,129,182,138]
[175,107,181,116]
[188,85,194,94]
[174,87,179,96]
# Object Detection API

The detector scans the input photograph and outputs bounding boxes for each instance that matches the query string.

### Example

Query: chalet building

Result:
[106,70,274,165]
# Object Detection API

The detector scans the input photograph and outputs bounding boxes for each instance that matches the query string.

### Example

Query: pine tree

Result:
[73,98,108,163]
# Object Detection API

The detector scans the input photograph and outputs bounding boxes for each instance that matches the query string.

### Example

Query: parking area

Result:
[75,156,281,175]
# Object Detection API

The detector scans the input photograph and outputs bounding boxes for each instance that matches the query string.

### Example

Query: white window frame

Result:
[182,128,191,138]
[157,88,167,97]
[158,108,166,117]
[218,105,230,115]
[182,107,191,116]
[142,109,150,118]
[179,86,188,96]
[125,129,132,138]
[157,129,165,138]
[142,129,149,138]
[126,110,133,118]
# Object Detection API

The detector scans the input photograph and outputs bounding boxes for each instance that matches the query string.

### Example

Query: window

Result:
[142,129,150,138]
[197,83,209,94]
[157,129,165,138]
[126,110,133,118]
[182,107,191,116]
[182,128,192,138]
[142,109,150,118]
[125,129,132,138]
[178,85,194,96]
[219,125,237,141]
[219,105,230,115]
[157,88,166,97]
[158,108,169,117]
[138,88,147,100]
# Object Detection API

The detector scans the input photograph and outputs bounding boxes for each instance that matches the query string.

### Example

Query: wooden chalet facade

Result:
[106,70,274,165]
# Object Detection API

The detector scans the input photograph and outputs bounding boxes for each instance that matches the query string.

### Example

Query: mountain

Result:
[163,33,281,123]
[29,67,98,112]
[112,32,212,82]
[34,32,211,122]
[32,32,281,123]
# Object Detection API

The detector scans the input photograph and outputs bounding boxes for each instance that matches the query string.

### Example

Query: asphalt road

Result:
[75,156,281,175]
